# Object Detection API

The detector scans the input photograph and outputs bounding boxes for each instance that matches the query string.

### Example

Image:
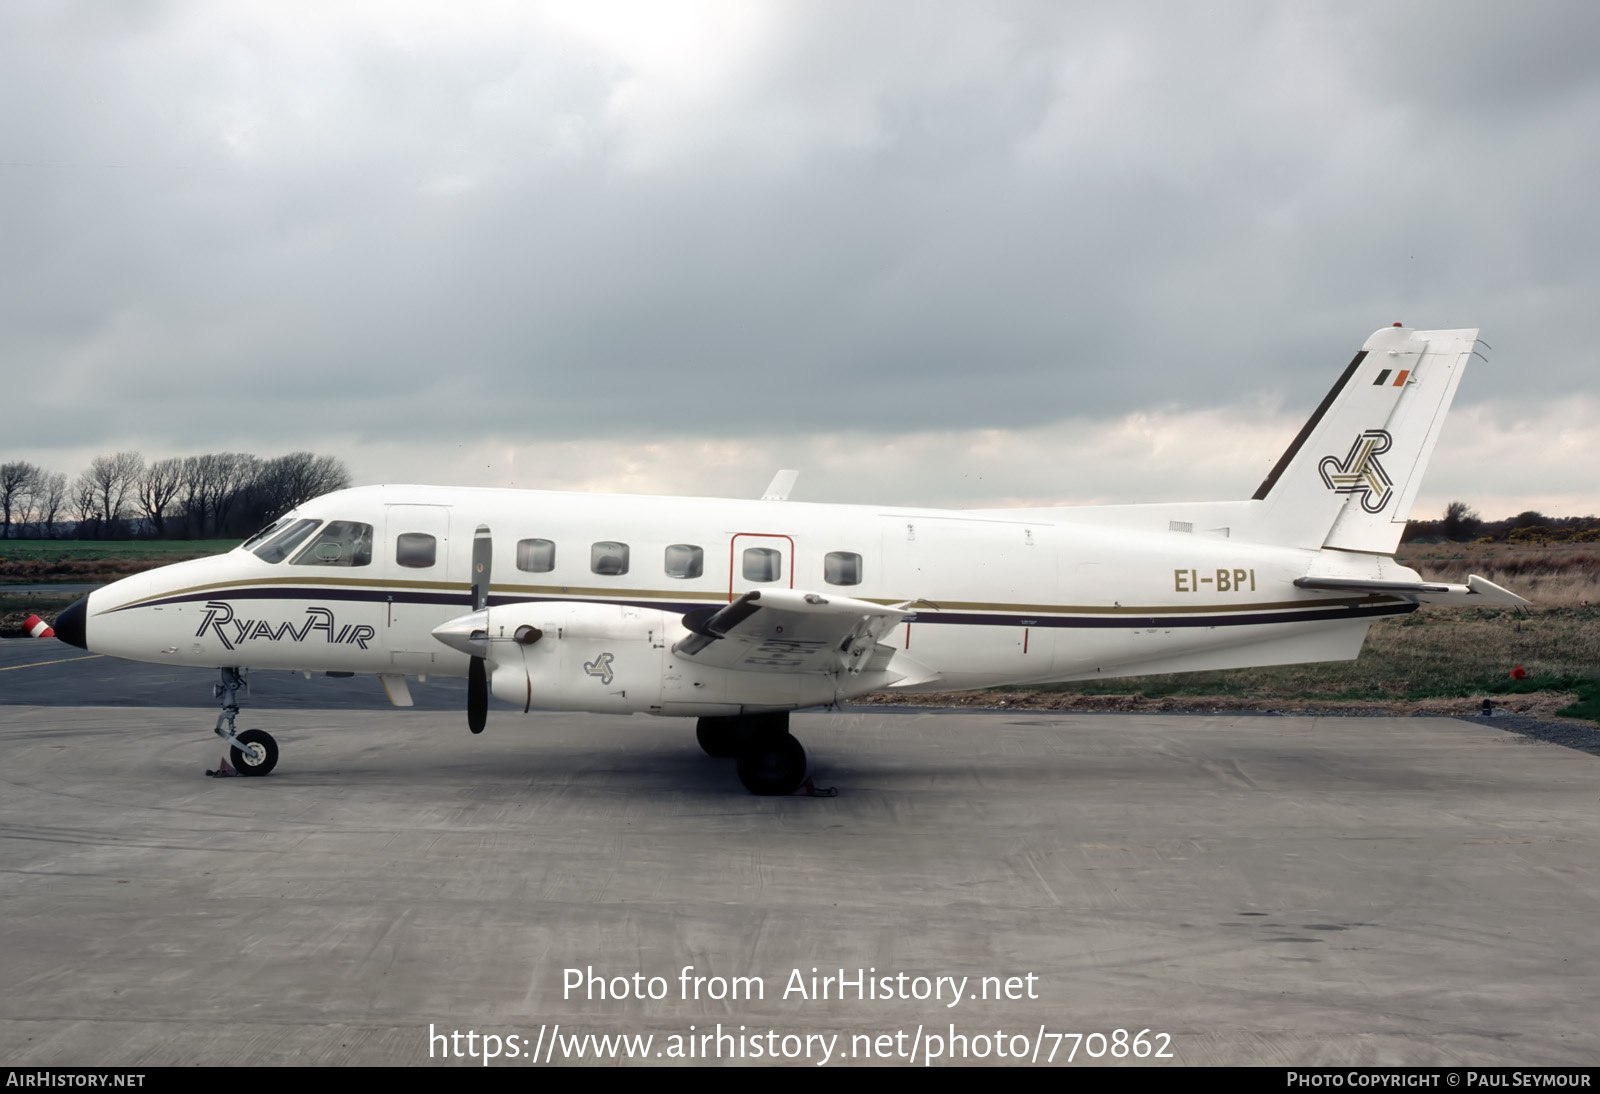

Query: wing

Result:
[672,589,910,675]
[1293,573,1529,606]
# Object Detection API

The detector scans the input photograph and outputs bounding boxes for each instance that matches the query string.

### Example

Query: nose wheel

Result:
[211,668,279,777]
[229,728,279,776]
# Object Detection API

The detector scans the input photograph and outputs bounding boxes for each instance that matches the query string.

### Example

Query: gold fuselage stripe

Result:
[98,575,1394,618]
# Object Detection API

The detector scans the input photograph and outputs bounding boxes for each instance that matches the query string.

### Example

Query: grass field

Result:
[0,540,236,585]
[0,540,237,637]
[989,605,1595,702]
[1401,541,1600,607]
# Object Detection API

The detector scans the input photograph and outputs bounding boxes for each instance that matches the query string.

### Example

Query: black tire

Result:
[736,732,807,796]
[738,710,790,744]
[696,716,740,758]
[231,728,278,777]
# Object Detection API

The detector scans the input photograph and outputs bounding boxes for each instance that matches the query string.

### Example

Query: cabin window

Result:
[396,532,437,568]
[291,520,374,567]
[253,519,320,564]
[516,538,556,573]
[824,551,863,586]
[742,546,782,583]
[591,541,629,576]
[664,544,703,579]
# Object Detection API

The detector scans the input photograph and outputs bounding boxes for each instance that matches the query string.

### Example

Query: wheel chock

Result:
[793,777,838,797]
[205,756,238,778]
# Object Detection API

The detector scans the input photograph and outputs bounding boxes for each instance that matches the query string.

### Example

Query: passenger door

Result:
[383,504,452,662]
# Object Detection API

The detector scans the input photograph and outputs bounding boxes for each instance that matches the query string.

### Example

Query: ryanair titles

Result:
[195,601,375,651]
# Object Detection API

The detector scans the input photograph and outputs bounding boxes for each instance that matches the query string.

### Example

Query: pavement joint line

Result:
[0,653,106,672]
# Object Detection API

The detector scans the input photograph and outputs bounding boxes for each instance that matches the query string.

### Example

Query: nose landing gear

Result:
[212,668,278,777]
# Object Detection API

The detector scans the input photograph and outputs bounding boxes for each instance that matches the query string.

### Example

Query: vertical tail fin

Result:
[1251,325,1476,554]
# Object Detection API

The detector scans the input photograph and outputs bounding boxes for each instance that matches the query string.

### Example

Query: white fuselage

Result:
[77,483,1415,717]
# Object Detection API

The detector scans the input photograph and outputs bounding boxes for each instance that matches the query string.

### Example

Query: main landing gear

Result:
[212,668,278,777]
[696,712,810,796]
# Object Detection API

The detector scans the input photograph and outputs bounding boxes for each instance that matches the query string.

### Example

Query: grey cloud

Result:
[1,1,1595,469]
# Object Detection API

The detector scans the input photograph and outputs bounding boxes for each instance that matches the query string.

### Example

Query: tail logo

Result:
[1319,430,1394,513]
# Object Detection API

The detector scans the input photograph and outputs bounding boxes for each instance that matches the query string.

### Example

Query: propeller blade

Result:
[468,525,492,734]
[472,524,492,612]
[468,656,487,734]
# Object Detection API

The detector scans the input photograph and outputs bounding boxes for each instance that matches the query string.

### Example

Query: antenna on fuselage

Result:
[762,469,799,501]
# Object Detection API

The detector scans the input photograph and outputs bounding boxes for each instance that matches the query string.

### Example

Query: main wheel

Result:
[736,732,807,796]
[231,728,279,777]
[696,716,740,758]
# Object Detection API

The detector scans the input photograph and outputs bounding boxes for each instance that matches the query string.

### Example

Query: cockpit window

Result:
[252,519,321,564]
[241,517,291,552]
[291,520,374,567]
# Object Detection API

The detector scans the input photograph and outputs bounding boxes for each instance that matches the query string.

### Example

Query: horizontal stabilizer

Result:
[1293,573,1529,606]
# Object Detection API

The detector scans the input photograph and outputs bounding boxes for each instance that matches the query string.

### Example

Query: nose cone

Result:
[55,596,89,650]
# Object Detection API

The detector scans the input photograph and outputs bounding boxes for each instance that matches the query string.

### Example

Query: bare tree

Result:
[36,471,66,538]
[0,460,39,539]
[178,455,211,537]
[72,471,102,538]
[137,457,185,536]
[204,453,260,537]
[14,469,40,536]
[87,451,145,538]
[252,452,353,524]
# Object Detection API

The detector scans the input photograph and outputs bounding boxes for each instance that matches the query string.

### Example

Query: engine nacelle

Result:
[442,599,902,718]
[482,601,670,714]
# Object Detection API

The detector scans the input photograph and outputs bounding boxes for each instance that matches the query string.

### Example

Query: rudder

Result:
[1251,325,1477,554]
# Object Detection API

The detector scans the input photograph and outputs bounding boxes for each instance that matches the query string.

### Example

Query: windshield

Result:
[240,517,291,552]
[253,519,322,564]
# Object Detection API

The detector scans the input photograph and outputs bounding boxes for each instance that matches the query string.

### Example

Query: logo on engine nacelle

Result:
[584,651,616,685]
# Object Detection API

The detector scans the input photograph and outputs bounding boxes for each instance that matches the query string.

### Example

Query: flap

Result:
[672,588,910,675]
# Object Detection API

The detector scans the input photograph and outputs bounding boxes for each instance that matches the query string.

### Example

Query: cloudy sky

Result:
[3,1,1597,519]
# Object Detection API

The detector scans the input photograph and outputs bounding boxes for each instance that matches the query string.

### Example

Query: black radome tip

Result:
[54,596,88,650]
